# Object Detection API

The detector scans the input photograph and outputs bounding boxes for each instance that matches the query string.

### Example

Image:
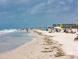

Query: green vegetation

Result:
[52,24,78,28]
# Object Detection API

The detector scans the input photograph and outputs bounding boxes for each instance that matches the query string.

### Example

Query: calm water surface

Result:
[0,32,33,53]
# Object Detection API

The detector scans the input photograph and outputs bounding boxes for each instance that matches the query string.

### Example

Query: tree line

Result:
[52,24,78,28]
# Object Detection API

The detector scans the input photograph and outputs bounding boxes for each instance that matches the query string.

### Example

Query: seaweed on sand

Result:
[41,36,65,57]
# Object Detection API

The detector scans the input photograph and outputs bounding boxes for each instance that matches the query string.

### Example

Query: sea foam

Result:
[0,29,17,35]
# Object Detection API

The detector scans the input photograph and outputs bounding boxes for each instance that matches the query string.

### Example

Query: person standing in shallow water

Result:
[26,28,29,32]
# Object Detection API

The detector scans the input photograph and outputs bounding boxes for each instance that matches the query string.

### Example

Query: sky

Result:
[0,0,78,28]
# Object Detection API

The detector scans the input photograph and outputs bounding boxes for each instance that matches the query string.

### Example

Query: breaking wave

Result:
[0,29,17,35]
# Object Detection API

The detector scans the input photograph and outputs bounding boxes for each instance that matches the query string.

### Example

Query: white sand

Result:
[0,29,77,59]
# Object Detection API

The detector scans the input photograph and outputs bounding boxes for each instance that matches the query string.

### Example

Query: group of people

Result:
[47,27,77,33]
[47,27,78,40]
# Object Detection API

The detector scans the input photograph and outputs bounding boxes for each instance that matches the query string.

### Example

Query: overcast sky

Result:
[0,0,78,28]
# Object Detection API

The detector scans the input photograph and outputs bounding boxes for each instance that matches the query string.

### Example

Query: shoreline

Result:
[0,29,77,59]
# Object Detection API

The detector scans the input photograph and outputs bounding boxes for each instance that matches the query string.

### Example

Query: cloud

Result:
[0,0,8,5]
[47,0,55,4]
[66,0,74,3]
[0,0,31,5]
[0,0,77,25]
[1,0,6,2]
[30,0,67,14]
[31,2,46,14]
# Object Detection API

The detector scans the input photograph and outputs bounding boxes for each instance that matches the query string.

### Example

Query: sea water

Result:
[0,29,32,53]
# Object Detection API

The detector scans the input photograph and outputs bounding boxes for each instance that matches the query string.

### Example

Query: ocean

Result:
[0,29,32,53]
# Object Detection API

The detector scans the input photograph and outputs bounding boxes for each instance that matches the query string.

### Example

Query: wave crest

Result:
[0,29,17,35]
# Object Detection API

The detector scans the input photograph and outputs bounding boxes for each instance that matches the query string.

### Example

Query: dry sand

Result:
[0,29,77,59]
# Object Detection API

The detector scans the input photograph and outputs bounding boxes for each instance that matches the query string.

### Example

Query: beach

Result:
[0,29,77,59]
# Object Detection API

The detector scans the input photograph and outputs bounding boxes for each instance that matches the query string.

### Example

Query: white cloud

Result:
[0,0,31,5]
[31,3,46,14]
[14,0,30,4]
[0,0,8,4]
[0,0,7,2]
[47,0,55,4]
[31,0,76,15]
[59,1,66,5]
